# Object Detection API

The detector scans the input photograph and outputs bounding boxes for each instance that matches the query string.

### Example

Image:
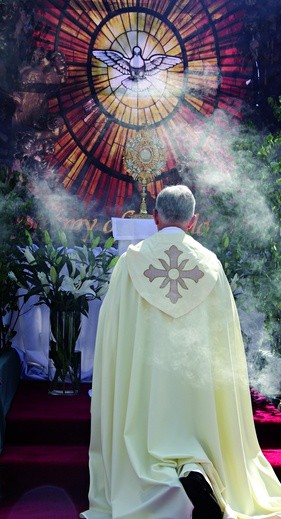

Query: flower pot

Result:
[48,350,81,395]
[48,309,82,395]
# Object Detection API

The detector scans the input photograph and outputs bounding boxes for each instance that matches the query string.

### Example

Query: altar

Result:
[111,217,157,254]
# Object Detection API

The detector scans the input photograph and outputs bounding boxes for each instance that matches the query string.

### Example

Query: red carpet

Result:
[0,381,91,519]
[0,382,280,518]
[250,389,281,480]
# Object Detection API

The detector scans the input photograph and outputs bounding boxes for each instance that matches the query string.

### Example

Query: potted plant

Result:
[10,229,118,394]
[0,167,33,354]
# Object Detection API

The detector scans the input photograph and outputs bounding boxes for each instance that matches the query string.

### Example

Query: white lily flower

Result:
[98,281,109,297]
[24,247,36,264]
[8,271,26,290]
[230,273,239,292]
[79,265,86,280]
[37,272,50,294]
[8,271,17,282]
[59,276,97,298]
[70,260,77,277]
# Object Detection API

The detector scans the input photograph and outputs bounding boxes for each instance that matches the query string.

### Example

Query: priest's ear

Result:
[153,208,160,226]
[186,214,197,231]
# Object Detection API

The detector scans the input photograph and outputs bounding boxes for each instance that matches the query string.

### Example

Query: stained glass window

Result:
[35,0,247,215]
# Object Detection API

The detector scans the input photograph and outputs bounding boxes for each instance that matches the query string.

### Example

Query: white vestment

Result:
[81,231,281,519]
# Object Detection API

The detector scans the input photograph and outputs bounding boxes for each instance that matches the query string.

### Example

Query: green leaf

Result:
[104,236,115,249]
[50,266,57,285]
[223,234,229,248]
[44,230,51,245]
[25,230,33,246]
[108,256,119,269]
[91,236,100,249]
[59,231,68,247]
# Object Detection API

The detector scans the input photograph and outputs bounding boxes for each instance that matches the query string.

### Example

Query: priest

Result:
[81,185,281,519]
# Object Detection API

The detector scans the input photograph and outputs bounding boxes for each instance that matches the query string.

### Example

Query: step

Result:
[0,484,87,519]
[262,449,281,481]
[252,390,281,449]
[0,444,89,515]
[255,421,281,449]
[5,380,91,446]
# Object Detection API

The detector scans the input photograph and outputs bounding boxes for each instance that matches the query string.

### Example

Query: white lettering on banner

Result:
[20,211,210,241]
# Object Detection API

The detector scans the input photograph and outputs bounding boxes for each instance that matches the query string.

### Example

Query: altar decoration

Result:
[123,129,166,216]
[48,307,82,395]
[10,231,118,394]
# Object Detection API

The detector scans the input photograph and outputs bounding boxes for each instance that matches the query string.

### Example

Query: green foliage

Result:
[0,167,34,351]
[197,113,281,357]
[0,163,119,352]
[10,229,118,318]
[268,96,281,123]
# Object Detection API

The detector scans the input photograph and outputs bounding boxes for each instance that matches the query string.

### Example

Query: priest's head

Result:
[153,184,196,231]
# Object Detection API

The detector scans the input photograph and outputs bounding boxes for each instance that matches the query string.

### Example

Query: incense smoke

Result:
[176,108,280,397]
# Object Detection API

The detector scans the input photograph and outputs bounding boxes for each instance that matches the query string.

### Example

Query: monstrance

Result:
[123,129,166,217]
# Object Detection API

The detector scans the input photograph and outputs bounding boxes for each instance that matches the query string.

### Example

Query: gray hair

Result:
[155,185,195,224]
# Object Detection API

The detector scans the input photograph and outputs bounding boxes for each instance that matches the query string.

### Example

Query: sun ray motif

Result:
[34,0,247,215]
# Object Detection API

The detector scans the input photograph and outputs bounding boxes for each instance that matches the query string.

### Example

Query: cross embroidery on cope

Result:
[143,245,205,304]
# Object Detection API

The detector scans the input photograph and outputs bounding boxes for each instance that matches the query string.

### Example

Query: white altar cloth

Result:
[12,296,102,381]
